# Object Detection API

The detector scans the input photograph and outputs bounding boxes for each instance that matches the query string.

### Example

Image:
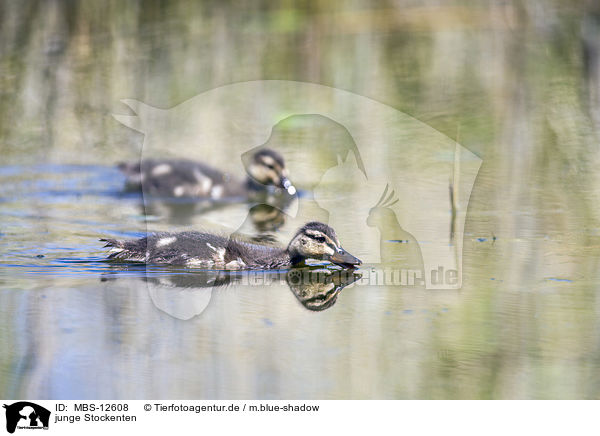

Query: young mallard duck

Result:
[118,148,296,199]
[101,221,361,270]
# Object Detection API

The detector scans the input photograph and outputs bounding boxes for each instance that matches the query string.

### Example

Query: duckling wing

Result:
[102,232,221,265]
[142,232,232,267]
[102,232,287,269]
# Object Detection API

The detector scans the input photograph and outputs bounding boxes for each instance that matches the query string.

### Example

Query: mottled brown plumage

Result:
[101,222,361,270]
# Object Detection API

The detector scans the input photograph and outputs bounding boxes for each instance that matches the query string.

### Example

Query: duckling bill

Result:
[100,221,361,270]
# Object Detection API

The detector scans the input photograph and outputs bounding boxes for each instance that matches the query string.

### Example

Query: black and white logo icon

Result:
[2,402,50,434]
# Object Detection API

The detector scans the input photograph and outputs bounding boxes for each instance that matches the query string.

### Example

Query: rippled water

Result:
[1,159,599,400]
[2,1,600,399]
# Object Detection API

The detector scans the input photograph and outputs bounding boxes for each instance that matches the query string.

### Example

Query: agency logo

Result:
[2,402,50,434]
[110,80,482,318]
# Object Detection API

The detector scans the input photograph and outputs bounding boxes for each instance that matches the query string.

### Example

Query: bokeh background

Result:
[1,0,600,399]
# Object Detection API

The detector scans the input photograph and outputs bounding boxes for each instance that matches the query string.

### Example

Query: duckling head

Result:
[246,148,296,195]
[287,221,362,268]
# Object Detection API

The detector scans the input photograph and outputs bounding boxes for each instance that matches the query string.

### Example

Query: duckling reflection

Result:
[139,192,295,230]
[248,203,287,233]
[141,199,218,226]
[286,268,362,311]
[231,195,295,243]
[102,268,360,319]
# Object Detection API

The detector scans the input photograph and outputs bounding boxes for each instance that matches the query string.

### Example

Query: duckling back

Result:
[118,159,243,199]
[102,231,290,270]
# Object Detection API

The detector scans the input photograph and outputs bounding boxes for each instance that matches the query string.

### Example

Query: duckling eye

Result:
[314,236,326,243]
[266,164,275,170]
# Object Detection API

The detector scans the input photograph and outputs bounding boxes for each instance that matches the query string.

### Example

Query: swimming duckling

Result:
[118,148,296,199]
[100,221,361,270]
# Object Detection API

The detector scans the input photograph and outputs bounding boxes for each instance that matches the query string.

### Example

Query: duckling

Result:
[118,148,296,199]
[100,221,361,270]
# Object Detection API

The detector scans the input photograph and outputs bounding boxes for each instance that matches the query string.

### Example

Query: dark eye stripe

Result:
[260,158,279,170]
[306,233,326,243]
[306,233,337,251]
